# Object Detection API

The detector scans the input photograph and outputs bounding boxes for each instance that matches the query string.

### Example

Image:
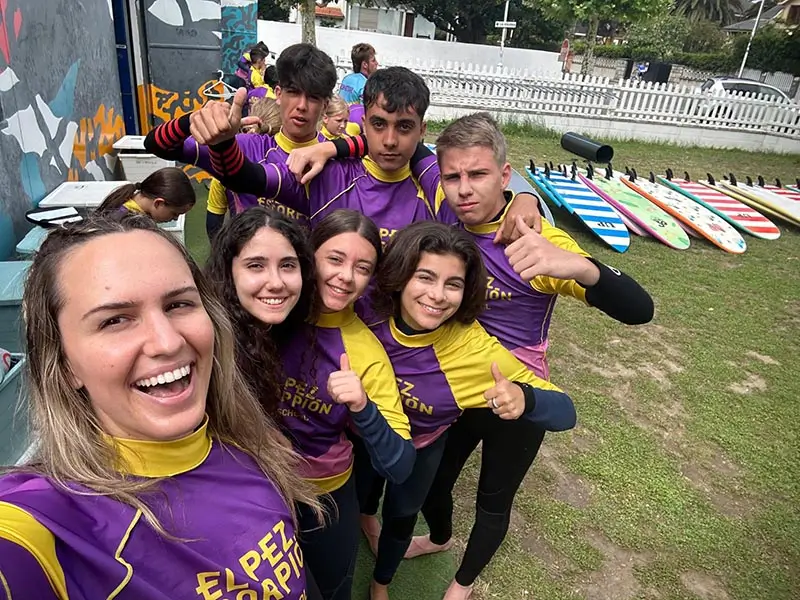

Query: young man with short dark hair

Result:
[340,42,379,104]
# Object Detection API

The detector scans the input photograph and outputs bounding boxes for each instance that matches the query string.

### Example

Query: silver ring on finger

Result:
[491,397,499,409]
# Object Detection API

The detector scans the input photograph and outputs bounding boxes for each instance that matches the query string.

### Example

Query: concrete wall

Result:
[0,0,125,259]
[258,20,563,75]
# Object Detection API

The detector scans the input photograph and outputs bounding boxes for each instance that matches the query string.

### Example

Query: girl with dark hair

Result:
[224,208,415,600]
[357,221,577,600]
[96,167,197,223]
[97,167,195,222]
[204,207,317,417]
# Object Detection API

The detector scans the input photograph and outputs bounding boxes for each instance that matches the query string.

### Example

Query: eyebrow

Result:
[241,254,298,263]
[82,285,199,321]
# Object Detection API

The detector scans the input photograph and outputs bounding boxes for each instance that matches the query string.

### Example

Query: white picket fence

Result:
[336,58,800,151]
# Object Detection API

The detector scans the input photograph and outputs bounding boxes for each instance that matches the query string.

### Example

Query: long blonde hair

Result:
[14,214,319,534]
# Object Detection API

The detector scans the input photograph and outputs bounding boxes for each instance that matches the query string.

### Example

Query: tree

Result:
[504,0,572,51]
[549,0,670,74]
[381,0,507,44]
[626,14,690,61]
[682,19,726,53]
[672,0,736,26]
[299,0,317,45]
[257,0,290,21]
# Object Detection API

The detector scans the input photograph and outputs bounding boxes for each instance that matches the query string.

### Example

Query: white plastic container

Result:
[113,135,175,182]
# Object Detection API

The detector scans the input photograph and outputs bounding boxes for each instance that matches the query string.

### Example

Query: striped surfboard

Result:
[664,176,781,240]
[527,165,629,253]
[628,175,747,254]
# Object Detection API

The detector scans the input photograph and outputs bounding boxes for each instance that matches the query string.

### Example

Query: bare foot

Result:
[442,579,473,600]
[361,514,381,555]
[404,534,454,559]
[370,580,390,600]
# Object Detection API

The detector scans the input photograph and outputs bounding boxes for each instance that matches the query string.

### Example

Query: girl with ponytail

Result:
[97,167,196,222]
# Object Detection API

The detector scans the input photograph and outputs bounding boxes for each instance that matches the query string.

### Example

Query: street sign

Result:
[558,39,570,63]
[495,21,517,28]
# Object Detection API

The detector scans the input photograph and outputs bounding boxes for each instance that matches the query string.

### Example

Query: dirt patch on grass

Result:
[563,323,686,390]
[745,351,780,366]
[579,531,651,600]
[727,373,767,395]
[521,533,577,577]
[680,462,754,519]
[538,445,594,509]
[680,571,730,600]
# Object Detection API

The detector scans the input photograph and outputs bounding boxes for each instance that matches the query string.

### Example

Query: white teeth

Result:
[259,297,285,305]
[135,365,191,388]
[421,304,444,314]
[330,285,349,295]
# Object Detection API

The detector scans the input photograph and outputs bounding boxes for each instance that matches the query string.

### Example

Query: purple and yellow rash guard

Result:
[370,318,576,449]
[188,130,323,222]
[278,307,411,493]
[256,156,456,245]
[120,199,144,214]
[467,200,592,380]
[0,419,310,599]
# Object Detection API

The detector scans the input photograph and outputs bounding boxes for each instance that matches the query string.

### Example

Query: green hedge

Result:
[571,44,736,73]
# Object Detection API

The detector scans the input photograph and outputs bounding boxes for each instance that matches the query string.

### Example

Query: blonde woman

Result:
[321,96,362,139]
[0,214,322,599]
[243,96,283,136]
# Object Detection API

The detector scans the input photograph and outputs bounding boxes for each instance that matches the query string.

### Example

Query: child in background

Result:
[320,97,361,139]
[97,167,195,223]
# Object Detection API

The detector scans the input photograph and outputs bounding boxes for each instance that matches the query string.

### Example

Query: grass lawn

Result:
[184,132,800,600]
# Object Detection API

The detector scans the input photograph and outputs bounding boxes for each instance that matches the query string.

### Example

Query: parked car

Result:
[699,77,792,103]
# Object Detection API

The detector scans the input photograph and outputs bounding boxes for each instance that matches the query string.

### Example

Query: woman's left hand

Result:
[484,362,525,419]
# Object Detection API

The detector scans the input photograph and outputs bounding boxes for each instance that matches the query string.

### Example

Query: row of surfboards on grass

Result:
[523,162,800,254]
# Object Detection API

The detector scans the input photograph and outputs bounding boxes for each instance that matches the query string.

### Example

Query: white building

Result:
[289,1,437,39]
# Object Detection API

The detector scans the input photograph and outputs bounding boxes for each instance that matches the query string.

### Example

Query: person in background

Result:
[0,214,322,599]
[403,112,654,600]
[339,43,378,104]
[236,42,270,90]
[320,96,361,139]
[96,166,195,223]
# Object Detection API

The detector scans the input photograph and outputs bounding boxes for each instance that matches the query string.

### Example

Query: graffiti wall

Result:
[137,0,223,133]
[221,0,257,75]
[0,0,125,258]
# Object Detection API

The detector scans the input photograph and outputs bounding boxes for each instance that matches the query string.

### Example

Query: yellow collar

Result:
[315,305,357,328]
[389,316,445,347]
[107,416,211,478]
[122,199,145,214]
[363,156,411,183]
[320,126,338,141]
[275,130,320,153]
[464,191,515,235]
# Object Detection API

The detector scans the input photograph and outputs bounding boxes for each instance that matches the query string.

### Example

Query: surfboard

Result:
[508,168,556,226]
[579,168,689,250]
[660,173,780,240]
[526,164,629,253]
[718,176,800,226]
[757,178,800,204]
[623,173,746,254]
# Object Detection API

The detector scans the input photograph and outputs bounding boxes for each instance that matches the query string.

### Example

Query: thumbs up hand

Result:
[327,353,368,413]
[484,362,525,420]
[505,216,599,283]
[494,192,543,244]
[189,88,261,146]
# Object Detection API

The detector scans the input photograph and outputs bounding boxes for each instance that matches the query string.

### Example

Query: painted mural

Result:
[137,0,224,133]
[221,0,258,75]
[0,0,125,258]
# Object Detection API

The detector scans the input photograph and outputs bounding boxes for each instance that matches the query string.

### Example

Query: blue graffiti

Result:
[50,60,80,119]
[220,4,257,74]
